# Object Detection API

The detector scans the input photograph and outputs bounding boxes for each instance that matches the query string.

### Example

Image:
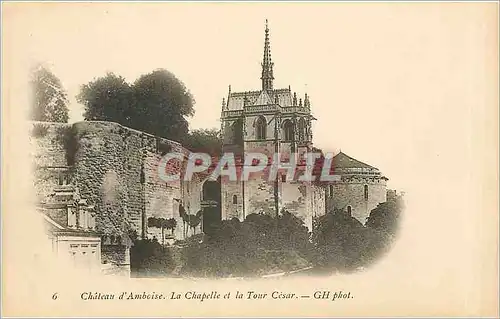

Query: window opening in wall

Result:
[347,205,352,215]
[364,185,369,200]
[281,175,287,183]
[255,116,267,140]
[58,172,66,185]
[329,185,334,197]
[232,119,244,145]
[283,120,294,141]
[232,195,238,204]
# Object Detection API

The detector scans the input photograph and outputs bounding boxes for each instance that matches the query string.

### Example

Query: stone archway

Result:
[201,179,221,235]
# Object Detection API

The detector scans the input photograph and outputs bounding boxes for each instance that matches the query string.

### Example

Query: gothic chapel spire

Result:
[261,19,274,91]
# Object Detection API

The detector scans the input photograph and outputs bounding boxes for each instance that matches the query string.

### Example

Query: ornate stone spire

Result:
[304,93,310,108]
[261,19,274,91]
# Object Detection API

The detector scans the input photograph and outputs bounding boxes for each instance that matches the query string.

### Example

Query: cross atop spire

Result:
[261,19,274,91]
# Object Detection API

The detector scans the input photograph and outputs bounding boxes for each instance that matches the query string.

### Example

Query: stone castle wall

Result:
[143,151,204,241]
[70,121,148,239]
[221,168,327,231]
[30,120,203,241]
[326,176,387,224]
[221,180,245,220]
[30,120,204,274]
[243,172,277,217]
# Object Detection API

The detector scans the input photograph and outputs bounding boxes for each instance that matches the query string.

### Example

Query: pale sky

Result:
[3,2,497,191]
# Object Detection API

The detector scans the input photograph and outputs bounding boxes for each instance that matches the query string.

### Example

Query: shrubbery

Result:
[182,210,313,278]
[131,195,404,278]
[130,238,175,277]
[312,194,404,272]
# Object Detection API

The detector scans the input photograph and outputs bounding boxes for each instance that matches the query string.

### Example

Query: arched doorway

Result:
[201,179,221,235]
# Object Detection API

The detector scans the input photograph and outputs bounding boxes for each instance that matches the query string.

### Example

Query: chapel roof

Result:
[332,151,378,170]
[226,88,294,110]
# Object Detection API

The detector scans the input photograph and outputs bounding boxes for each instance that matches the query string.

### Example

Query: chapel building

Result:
[219,20,326,230]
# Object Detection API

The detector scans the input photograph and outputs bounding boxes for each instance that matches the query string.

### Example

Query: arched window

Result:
[255,116,267,140]
[298,118,306,141]
[282,120,294,141]
[347,205,352,215]
[329,185,334,197]
[232,119,244,145]
[232,195,238,204]
[364,185,369,200]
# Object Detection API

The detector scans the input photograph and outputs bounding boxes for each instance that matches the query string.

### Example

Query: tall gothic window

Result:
[231,119,244,145]
[255,116,267,140]
[364,185,369,200]
[232,195,238,204]
[282,120,294,141]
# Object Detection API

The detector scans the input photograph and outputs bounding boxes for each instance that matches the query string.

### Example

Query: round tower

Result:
[326,151,388,224]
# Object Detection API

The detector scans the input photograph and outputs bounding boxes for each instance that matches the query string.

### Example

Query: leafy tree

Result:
[311,208,366,271]
[29,65,69,122]
[148,217,177,246]
[130,238,174,277]
[165,218,177,235]
[184,128,222,156]
[132,69,194,141]
[77,73,134,125]
[182,212,314,278]
[77,69,195,142]
[277,210,311,252]
[312,193,405,272]
[366,193,404,236]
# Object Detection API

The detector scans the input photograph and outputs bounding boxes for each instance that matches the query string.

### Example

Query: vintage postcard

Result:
[1,1,498,317]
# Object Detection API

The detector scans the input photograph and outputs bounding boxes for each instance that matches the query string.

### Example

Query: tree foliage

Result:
[133,194,405,277]
[148,217,177,233]
[182,210,313,277]
[77,73,134,125]
[130,238,174,277]
[311,208,366,270]
[30,65,69,123]
[366,194,404,236]
[77,69,195,142]
[183,128,222,156]
[311,193,404,272]
[147,217,177,246]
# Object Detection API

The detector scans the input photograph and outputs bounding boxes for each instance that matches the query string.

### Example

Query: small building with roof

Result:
[326,151,388,224]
